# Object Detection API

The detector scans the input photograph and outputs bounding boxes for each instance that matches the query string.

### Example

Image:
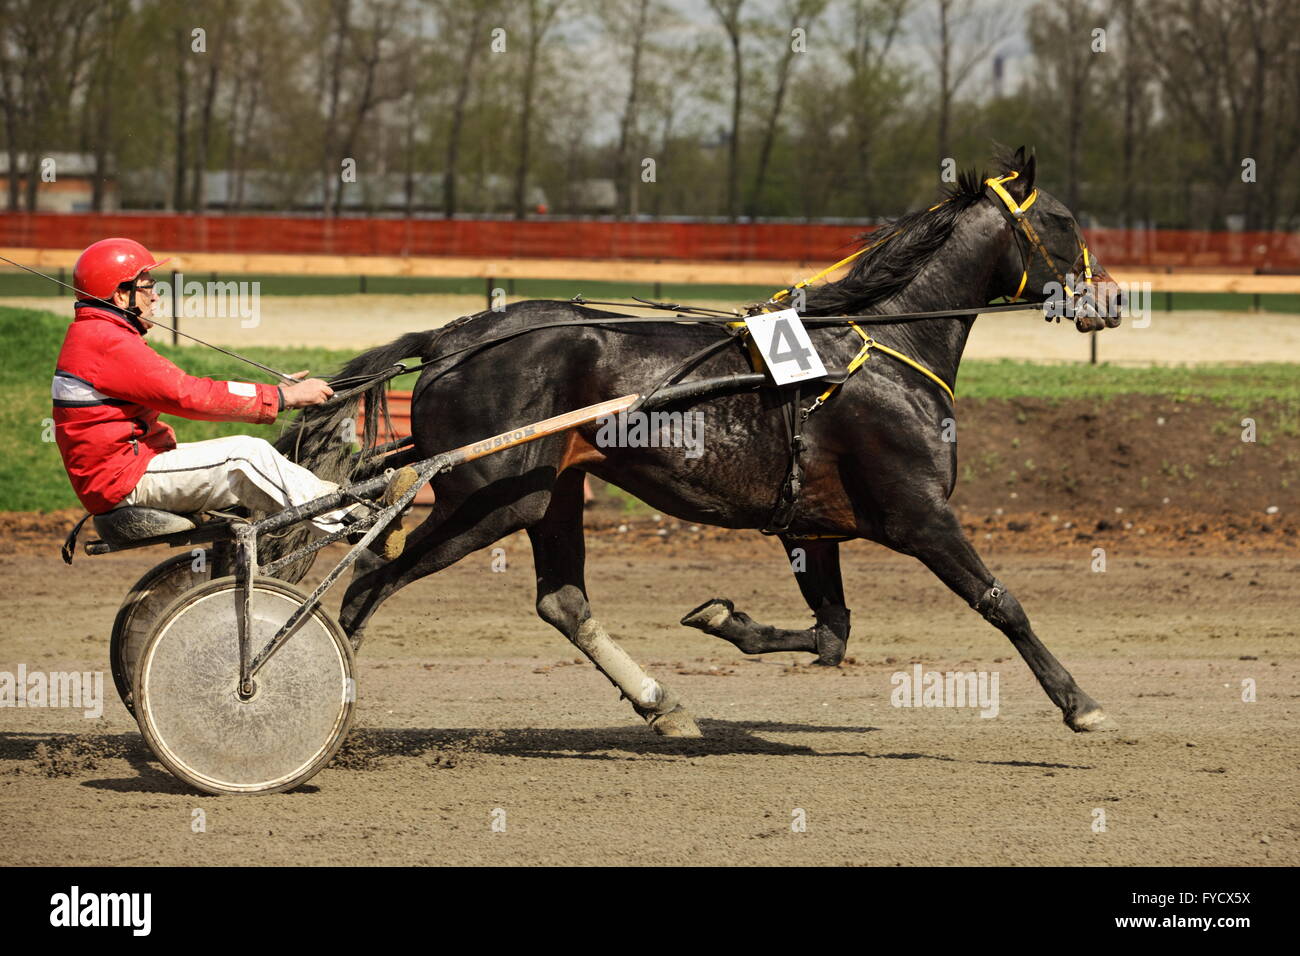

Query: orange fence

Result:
[0,213,859,264]
[2,212,1299,271]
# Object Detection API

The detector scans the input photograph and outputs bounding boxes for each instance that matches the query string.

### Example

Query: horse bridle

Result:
[985,170,1094,307]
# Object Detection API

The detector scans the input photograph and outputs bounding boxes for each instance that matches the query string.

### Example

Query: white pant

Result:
[118,435,353,534]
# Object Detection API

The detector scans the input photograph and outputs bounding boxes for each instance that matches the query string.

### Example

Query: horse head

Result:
[988,147,1123,333]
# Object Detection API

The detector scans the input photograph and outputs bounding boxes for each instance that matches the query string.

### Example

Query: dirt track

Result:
[1,521,1295,866]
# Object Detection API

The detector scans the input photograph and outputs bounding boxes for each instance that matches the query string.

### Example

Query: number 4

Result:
[768,318,813,371]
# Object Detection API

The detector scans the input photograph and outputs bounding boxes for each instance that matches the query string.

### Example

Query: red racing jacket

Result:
[52,302,283,514]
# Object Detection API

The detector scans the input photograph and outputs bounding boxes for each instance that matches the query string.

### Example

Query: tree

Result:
[599,0,656,219]
[511,0,565,219]
[641,35,709,218]
[707,0,746,221]
[926,0,1007,168]
[1027,0,1108,212]
[191,0,237,212]
[746,0,829,217]
[840,0,909,216]
[1105,0,1153,233]
[0,0,94,210]
[171,20,192,211]
[228,0,285,211]
[435,0,497,218]
[86,0,130,211]
[1136,0,1300,229]
[315,0,407,217]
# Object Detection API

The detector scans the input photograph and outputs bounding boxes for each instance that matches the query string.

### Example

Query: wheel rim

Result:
[111,553,212,716]
[136,577,354,795]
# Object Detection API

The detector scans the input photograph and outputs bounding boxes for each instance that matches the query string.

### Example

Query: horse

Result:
[273,147,1123,738]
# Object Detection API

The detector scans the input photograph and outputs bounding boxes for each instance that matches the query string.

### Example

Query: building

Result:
[0,152,118,212]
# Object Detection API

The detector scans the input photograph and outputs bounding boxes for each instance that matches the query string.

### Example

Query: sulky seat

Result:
[93,506,199,548]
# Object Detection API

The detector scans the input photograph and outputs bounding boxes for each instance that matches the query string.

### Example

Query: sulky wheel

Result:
[110,551,213,717]
[134,576,355,796]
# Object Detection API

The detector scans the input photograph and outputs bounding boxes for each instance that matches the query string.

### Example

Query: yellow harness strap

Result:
[815,322,954,405]
[985,169,1094,301]
[734,195,959,406]
[984,170,1038,219]
[985,171,1037,300]
[767,198,951,307]
[740,199,963,542]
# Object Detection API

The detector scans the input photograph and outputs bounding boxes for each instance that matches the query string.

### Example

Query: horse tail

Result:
[274,329,440,486]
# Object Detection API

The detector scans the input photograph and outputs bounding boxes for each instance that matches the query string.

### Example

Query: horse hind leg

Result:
[529,471,702,737]
[681,537,851,666]
[337,468,555,650]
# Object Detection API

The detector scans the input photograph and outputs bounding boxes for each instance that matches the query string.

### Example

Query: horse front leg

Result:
[682,537,851,666]
[530,471,702,737]
[882,501,1115,732]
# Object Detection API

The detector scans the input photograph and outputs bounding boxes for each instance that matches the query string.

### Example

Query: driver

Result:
[51,238,408,552]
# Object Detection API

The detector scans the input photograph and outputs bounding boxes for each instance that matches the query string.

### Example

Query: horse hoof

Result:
[650,705,703,738]
[1067,707,1118,733]
[379,527,407,560]
[680,598,732,632]
[382,465,421,506]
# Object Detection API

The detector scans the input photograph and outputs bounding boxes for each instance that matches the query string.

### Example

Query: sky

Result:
[544,0,1036,145]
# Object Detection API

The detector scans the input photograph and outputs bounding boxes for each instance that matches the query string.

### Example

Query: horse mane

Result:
[799,149,1029,316]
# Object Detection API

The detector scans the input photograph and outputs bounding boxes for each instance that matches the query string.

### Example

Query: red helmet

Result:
[73,238,170,301]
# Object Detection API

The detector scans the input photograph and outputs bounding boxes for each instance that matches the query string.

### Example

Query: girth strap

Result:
[761,383,810,535]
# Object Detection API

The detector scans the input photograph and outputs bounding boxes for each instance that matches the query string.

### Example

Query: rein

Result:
[307,179,1094,540]
[321,300,1048,404]
[317,182,1082,409]
[0,251,300,384]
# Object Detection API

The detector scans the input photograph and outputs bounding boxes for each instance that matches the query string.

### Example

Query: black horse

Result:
[276,147,1123,737]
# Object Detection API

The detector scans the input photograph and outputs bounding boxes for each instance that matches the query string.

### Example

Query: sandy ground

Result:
[1,525,1295,866]
[5,292,1299,363]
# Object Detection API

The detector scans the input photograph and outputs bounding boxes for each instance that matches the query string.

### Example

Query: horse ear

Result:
[1004,150,1037,202]
[1021,151,1037,191]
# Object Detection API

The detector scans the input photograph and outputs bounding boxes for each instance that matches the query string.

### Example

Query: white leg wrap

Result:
[574,618,669,713]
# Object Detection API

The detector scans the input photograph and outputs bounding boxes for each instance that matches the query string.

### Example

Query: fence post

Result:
[171,269,179,347]
[1090,332,1097,365]
[485,277,494,311]
[359,274,367,294]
